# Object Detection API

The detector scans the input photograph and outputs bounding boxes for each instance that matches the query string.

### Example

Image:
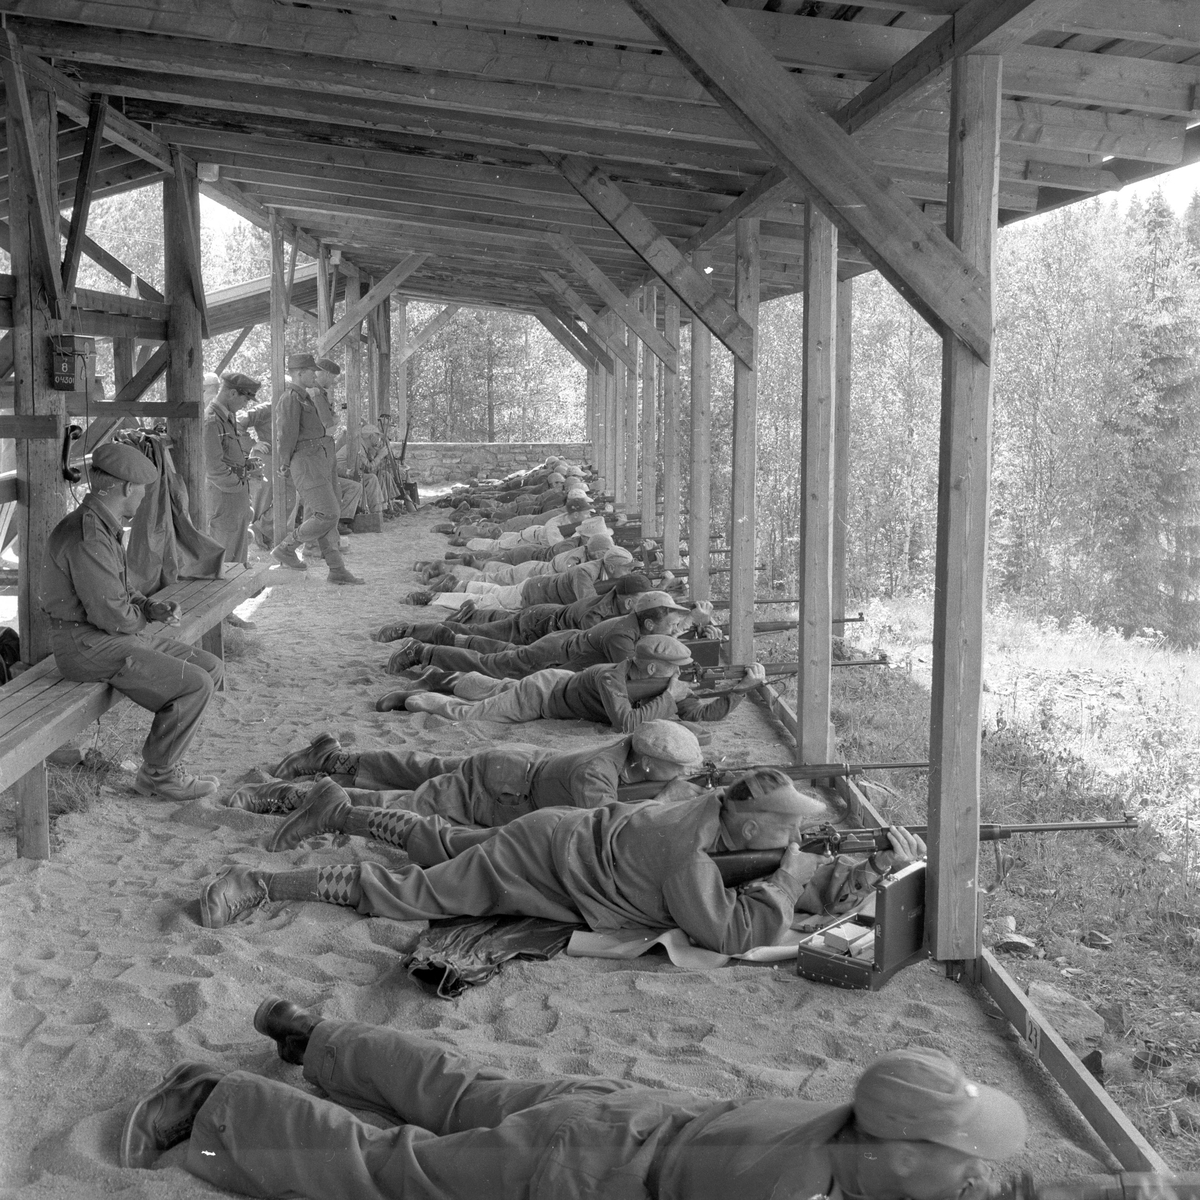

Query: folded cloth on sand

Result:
[408,915,583,1000]
[566,927,806,969]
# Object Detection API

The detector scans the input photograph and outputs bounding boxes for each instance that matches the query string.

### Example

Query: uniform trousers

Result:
[361,473,385,513]
[411,669,574,723]
[185,1019,700,1200]
[207,480,251,565]
[288,439,340,552]
[423,631,578,680]
[249,448,295,547]
[51,624,224,769]
[337,476,364,519]
[345,747,548,826]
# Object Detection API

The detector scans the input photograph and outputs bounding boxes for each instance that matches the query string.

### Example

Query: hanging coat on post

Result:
[120,431,226,594]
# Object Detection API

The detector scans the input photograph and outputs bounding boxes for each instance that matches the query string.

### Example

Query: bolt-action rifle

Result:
[616,759,929,804]
[707,817,1139,888]
[994,1172,1200,1200]
[680,661,887,689]
[377,413,419,511]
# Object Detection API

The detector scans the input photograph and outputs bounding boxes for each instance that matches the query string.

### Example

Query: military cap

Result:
[220,371,262,396]
[287,352,317,371]
[566,494,594,512]
[360,421,382,436]
[634,634,693,667]
[547,471,566,485]
[565,464,584,478]
[202,371,220,390]
[586,534,614,555]
[854,1047,1027,1161]
[630,720,702,767]
[602,546,634,567]
[91,442,158,486]
[316,357,341,375]
[632,589,689,614]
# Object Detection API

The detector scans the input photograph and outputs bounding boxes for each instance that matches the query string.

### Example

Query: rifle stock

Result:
[615,760,930,802]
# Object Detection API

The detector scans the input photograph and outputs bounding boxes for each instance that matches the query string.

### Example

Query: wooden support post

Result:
[376,293,391,422]
[61,94,108,298]
[833,278,853,625]
[927,54,1001,964]
[316,244,332,335]
[200,618,223,667]
[662,292,682,567]
[729,219,760,664]
[689,251,713,602]
[269,210,288,548]
[797,203,837,763]
[585,367,598,465]
[345,273,364,473]
[164,157,205,532]
[366,302,380,426]
[607,315,624,505]
[5,73,63,666]
[394,297,407,430]
[13,763,50,860]
[622,318,638,515]
[639,287,659,537]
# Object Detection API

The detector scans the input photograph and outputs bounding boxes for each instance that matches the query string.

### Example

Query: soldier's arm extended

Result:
[662,854,810,955]
[596,670,677,732]
[674,689,746,722]
[64,538,149,634]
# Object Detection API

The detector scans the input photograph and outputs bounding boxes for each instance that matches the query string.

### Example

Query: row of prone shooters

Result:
[51,449,1170,1198]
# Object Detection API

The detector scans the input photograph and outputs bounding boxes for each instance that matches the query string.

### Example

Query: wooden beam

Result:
[979,951,1172,1174]
[729,219,759,664]
[56,215,164,302]
[108,342,170,406]
[797,202,837,764]
[626,0,992,365]
[832,278,852,626]
[621,315,637,515]
[0,414,57,438]
[1,30,65,319]
[315,253,426,358]
[661,292,682,568]
[394,304,461,367]
[545,231,677,371]
[688,250,713,601]
[60,93,108,297]
[680,167,791,256]
[535,308,597,374]
[394,296,408,429]
[539,271,637,372]
[269,210,287,548]
[554,156,754,369]
[837,0,1068,135]
[542,298,615,376]
[639,286,658,537]
[606,314,623,504]
[927,55,1001,964]
[65,399,197,420]
[344,272,364,474]
[164,159,205,533]
[375,292,391,422]
[215,325,253,374]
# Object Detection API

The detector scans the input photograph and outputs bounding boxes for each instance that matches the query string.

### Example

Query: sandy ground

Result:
[0,511,1122,1197]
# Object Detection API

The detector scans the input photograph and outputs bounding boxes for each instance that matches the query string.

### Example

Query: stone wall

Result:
[400,441,592,485]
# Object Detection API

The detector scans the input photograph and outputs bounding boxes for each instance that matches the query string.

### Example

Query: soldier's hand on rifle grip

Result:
[733,662,767,692]
[772,841,830,894]
[874,825,926,873]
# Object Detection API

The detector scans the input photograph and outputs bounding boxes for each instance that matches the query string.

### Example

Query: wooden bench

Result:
[0,561,269,859]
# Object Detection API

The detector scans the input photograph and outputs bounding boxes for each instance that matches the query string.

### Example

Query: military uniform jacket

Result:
[203,400,251,492]
[40,494,151,634]
[522,561,603,607]
[528,738,631,807]
[275,383,327,466]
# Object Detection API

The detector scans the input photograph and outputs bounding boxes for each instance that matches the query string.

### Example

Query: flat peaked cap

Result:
[287,352,317,371]
[634,634,693,667]
[92,442,158,485]
[316,357,341,375]
[221,371,262,395]
[630,720,702,766]
[565,494,594,512]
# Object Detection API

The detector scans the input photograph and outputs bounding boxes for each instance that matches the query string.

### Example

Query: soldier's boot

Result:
[371,621,413,643]
[375,668,461,711]
[224,780,310,814]
[119,1063,225,1169]
[386,638,429,674]
[270,731,341,779]
[135,763,218,801]
[271,532,308,571]
[324,547,364,586]
[253,997,325,1066]
[267,779,352,852]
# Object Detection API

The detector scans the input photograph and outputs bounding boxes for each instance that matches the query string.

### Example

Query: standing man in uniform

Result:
[269,352,364,586]
[312,357,362,535]
[40,443,224,801]
[203,371,261,567]
[238,396,288,551]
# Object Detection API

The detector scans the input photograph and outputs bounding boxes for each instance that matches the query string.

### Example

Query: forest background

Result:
[45,184,1200,649]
